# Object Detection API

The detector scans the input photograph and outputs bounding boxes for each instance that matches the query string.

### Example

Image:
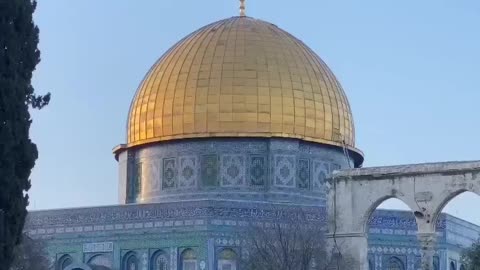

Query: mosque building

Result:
[25,4,480,270]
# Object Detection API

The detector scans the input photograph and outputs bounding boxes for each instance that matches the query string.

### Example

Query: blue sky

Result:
[30,1,480,224]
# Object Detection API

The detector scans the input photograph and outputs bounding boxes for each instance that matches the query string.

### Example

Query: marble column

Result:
[417,232,437,270]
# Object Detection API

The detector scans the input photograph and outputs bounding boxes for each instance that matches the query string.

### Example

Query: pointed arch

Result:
[363,195,418,233]
[151,249,169,270]
[123,251,139,270]
[57,254,74,270]
[433,189,480,230]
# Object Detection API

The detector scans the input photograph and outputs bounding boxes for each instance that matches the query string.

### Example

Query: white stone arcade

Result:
[326,161,480,270]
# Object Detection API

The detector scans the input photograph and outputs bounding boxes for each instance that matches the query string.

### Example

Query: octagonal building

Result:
[24,13,480,270]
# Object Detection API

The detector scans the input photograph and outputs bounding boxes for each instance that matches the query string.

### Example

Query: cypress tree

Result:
[0,0,50,268]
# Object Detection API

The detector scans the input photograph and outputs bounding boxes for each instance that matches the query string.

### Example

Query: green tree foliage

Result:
[0,0,50,268]
[463,240,480,270]
[9,233,51,270]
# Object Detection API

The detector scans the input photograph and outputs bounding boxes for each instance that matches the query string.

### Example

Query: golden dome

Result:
[125,16,361,156]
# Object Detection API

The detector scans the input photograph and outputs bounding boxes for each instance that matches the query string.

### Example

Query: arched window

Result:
[387,257,404,270]
[123,252,139,270]
[217,249,237,270]
[181,249,197,270]
[57,255,73,270]
[450,261,456,270]
[151,250,169,270]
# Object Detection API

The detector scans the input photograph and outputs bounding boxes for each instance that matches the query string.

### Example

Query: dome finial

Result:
[239,0,246,16]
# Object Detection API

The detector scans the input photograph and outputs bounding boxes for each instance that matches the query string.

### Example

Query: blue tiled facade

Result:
[368,210,479,270]
[25,139,480,270]
[25,203,480,270]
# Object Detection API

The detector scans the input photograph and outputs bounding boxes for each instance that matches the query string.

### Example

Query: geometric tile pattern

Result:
[162,158,177,189]
[297,159,310,189]
[221,155,245,186]
[312,161,329,192]
[201,155,219,186]
[274,155,295,187]
[120,139,354,203]
[249,156,267,186]
[178,156,197,189]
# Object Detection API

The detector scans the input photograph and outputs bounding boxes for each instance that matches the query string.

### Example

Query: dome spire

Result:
[239,0,246,16]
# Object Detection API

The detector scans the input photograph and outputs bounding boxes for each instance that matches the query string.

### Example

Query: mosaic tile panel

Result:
[221,155,245,186]
[178,156,197,188]
[274,155,295,187]
[249,156,267,186]
[163,158,177,189]
[201,155,219,186]
[297,159,310,189]
[121,138,351,203]
[312,161,329,191]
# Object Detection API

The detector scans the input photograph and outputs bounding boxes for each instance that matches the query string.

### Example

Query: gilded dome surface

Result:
[127,16,359,154]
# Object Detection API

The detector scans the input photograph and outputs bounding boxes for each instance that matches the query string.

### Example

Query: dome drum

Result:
[117,137,353,204]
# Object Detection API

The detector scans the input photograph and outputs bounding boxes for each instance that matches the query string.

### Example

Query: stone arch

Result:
[432,188,480,229]
[361,195,418,234]
[326,161,480,270]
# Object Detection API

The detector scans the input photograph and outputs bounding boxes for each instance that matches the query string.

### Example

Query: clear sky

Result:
[29,1,480,225]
